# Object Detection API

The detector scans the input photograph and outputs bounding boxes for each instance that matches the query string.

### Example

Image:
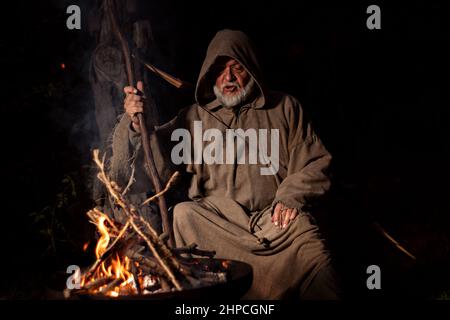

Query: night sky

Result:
[2,0,448,300]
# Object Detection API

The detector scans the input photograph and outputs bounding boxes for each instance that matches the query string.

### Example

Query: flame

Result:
[77,208,230,297]
[95,216,110,259]
[61,63,66,70]
[80,210,137,297]
[82,242,89,252]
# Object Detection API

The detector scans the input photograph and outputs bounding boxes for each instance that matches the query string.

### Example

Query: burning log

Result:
[64,150,231,299]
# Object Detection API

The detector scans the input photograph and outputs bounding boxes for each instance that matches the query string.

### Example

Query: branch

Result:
[141,171,179,206]
[372,222,417,261]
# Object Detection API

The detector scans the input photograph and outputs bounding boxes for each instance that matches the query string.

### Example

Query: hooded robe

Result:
[109,29,340,299]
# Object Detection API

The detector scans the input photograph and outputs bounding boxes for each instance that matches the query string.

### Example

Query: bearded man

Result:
[108,29,341,299]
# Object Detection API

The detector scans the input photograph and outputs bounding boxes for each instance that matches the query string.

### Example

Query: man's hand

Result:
[123,81,145,133]
[272,203,298,229]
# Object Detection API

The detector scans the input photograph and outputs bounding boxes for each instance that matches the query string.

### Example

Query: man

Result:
[109,29,341,299]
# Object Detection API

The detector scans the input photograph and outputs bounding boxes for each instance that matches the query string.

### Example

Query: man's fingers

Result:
[123,85,144,127]
[137,80,144,92]
[126,94,142,102]
[272,210,280,226]
[272,204,301,229]
[278,209,286,229]
[132,95,143,102]
[290,208,298,221]
[135,101,144,108]
[128,105,144,114]
[272,203,283,226]
[124,86,137,95]
[272,212,280,226]
[124,93,134,105]
[123,86,133,94]
[124,96,144,110]
[282,209,292,229]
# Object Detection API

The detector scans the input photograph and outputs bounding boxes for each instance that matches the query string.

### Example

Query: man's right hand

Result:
[272,202,298,230]
[123,81,145,133]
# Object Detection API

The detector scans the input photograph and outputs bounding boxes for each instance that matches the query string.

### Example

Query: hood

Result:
[195,29,267,109]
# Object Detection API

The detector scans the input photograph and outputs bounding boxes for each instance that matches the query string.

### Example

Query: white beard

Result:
[213,77,255,108]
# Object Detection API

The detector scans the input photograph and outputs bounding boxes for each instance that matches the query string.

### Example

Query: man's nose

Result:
[224,67,236,81]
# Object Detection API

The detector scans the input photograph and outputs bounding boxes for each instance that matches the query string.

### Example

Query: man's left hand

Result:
[272,203,298,229]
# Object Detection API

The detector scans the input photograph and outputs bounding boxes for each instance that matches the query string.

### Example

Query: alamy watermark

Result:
[65,5,382,31]
[366,264,381,290]
[171,121,280,175]
[66,5,81,30]
[66,264,81,289]
[366,5,381,30]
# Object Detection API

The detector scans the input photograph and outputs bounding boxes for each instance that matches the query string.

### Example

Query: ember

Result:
[64,150,230,298]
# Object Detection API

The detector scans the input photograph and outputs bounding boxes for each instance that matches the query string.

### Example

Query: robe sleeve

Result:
[109,113,180,193]
[272,98,332,212]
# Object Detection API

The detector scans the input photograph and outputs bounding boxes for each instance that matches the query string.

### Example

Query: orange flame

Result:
[95,216,110,259]
[81,210,137,297]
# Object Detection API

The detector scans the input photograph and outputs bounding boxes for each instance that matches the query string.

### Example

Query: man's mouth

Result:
[223,85,238,94]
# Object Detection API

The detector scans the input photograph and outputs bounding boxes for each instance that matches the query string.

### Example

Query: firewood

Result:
[84,276,115,290]
[99,278,122,295]
[127,217,183,290]
[67,150,229,298]
[130,263,141,295]
[173,243,216,258]
[92,150,185,289]
[159,277,171,292]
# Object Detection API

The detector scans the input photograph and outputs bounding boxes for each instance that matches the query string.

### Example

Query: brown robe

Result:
[109,29,339,299]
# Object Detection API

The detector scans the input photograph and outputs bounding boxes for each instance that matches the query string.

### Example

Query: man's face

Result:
[213,58,252,108]
[215,59,250,95]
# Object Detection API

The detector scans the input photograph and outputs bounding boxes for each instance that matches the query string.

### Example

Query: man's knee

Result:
[173,201,198,228]
[302,264,342,300]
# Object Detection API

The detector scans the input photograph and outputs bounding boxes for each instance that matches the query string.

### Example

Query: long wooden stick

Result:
[372,222,417,260]
[106,0,174,247]
[131,53,191,89]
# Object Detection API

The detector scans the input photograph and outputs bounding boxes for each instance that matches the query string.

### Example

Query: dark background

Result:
[2,0,449,299]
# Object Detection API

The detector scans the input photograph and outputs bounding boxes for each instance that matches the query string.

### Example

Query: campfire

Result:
[64,150,231,298]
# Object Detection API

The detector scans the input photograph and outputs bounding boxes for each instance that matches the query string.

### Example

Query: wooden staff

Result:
[106,0,174,247]
[131,53,192,89]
